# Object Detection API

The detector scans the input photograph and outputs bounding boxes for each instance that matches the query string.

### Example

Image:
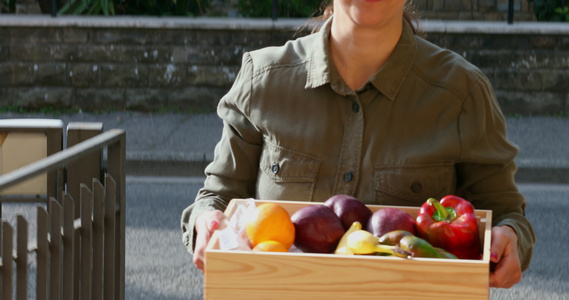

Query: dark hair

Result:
[307,1,420,34]
[403,2,420,34]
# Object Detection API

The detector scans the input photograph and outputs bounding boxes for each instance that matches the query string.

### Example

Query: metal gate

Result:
[0,124,126,300]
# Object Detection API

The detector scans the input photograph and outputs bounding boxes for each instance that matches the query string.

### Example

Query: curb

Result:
[514,159,569,184]
[126,151,211,177]
[124,156,569,184]
[126,160,209,177]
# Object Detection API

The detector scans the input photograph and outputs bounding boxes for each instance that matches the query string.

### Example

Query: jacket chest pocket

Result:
[373,164,455,207]
[257,142,321,202]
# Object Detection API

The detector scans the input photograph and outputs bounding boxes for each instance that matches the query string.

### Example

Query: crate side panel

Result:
[205,250,488,300]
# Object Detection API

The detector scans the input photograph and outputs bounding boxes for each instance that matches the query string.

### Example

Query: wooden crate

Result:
[205,199,492,300]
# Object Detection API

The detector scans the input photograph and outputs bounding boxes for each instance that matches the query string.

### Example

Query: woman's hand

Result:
[193,210,225,272]
[489,225,522,288]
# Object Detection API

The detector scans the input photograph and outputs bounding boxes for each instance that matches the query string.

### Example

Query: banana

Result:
[347,230,382,254]
[334,221,362,255]
[347,229,409,257]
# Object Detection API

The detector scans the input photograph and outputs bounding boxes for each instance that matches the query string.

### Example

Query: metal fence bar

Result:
[62,194,75,300]
[16,216,28,300]
[80,184,93,300]
[1,221,14,299]
[272,0,277,20]
[49,199,62,300]
[107,129,126,300]
[508,0,514,24]
[73,222,81,300]
[0,129,124,192]
[92,179,105,300]
[2,176,124,300]
[0,120,64,214]
[37,207,49,300]
[1,128,126,300]
[51,0,57,16]
[67,122,104,217]
[104,175,117,300]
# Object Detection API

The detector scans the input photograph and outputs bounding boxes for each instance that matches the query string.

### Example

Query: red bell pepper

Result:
[416,195,481,259]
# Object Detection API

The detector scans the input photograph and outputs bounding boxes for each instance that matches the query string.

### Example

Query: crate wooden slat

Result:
[205,199,492,300]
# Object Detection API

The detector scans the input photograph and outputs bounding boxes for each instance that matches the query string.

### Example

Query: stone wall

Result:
[0,17,567,116]
[417,0,536,21]
[2,0,537,21]
[424,21,569,115]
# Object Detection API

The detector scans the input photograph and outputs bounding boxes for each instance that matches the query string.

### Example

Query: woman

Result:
[181,0,535,288]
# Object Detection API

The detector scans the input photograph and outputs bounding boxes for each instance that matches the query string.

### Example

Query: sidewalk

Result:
[1,111,568,183]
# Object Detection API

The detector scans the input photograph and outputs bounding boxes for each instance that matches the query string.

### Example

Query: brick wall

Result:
[0,17,567,115]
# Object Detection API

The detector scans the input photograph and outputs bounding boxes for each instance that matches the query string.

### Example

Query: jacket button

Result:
[352,102,360,113]
[411,182,422,193]
[272,163,280,174]
[344,172,353,182]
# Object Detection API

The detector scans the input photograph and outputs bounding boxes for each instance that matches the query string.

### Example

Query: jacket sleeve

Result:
[181,53,263,253]
[455,71,536,271]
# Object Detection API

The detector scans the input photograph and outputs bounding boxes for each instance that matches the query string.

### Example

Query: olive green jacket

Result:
[181,17,535,270]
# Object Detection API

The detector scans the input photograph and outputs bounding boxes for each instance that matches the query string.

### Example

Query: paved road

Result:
[124,176,205,300]
[490,183,569,300]
[3,179,567,299]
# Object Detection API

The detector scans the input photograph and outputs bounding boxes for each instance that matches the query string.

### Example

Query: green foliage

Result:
[554,5,569,21]
[0,104,80,116]
[237,0,326,18]
[1,0,16,12]
[119,0,209,16]
[528,0,569,21]
[58,0,209,16]
[59,0,115,16]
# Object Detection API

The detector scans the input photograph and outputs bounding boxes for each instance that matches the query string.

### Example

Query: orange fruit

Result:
[245,203,295,250]
[252,240,288,252]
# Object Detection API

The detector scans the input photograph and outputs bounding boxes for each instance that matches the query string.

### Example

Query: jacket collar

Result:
[306,17,417,101]
[305,17,333,90]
